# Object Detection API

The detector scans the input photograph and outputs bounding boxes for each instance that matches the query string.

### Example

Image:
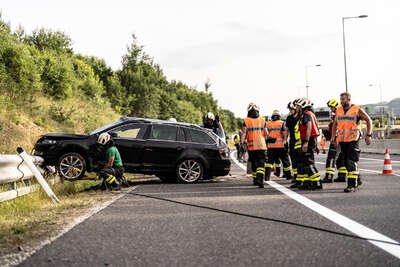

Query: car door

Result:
[109,123,149,172]
[142,124,184,172]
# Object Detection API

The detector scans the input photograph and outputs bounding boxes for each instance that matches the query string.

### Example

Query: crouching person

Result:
[97,132,125,191]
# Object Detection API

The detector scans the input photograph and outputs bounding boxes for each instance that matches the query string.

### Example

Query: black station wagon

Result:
[33,117,231,183]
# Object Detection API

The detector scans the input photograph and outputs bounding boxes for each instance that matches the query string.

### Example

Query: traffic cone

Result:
[382,148,394,175]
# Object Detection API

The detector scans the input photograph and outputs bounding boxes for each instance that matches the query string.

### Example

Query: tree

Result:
[24,28,73,53]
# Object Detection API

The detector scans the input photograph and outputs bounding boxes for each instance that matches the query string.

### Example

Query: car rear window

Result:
[188,129,216,144]
[150,124,177,141]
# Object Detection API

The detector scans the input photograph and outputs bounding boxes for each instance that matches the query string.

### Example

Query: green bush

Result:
[40,51,74,99]
[0,31,41,101]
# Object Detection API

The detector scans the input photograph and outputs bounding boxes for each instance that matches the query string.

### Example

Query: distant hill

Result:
[361,98,400,117]
[315,98,400,117]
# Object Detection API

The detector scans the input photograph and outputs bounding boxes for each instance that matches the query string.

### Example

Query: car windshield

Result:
[90,120,123,135]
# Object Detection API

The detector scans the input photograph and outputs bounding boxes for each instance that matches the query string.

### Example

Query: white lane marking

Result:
[231,151,400,259]
[314,161,400,177]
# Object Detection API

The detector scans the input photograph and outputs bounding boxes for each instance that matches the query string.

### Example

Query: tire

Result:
[176,159,204,183]
[57,152,87,181]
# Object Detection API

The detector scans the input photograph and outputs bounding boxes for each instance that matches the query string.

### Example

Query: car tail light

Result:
[219,147,230,159]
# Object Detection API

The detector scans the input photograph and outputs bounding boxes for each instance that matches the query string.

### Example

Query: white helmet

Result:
[168,118,177,122]
[207,112,215,120]
[287,101,295,110]
[272,110,281,117]
[296,98,313,109]
[97,132,111,145]
[247,103,260,112]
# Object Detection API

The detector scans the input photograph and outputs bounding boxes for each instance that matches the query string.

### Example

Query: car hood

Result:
[42,133,90,140]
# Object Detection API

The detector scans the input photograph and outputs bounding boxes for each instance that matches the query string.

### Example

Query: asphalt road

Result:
[19,153,400,266]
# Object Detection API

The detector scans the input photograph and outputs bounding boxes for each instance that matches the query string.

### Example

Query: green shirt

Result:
[106,146,123,167]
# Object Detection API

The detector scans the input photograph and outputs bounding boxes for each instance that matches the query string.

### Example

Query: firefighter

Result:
[286,99,302,185]
[265,110,293,181]
[296,98,322,190]
[233,133,242,161]
[322,98,342,183]
[331,92,372,192]
[97,132,124,191]
[241,103,268,188]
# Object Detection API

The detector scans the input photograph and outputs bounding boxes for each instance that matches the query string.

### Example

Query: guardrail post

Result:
[17,147,60,203]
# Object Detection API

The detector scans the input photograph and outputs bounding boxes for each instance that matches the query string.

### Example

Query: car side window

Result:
[112,124,147,139]
[188,129,215,144]
[150,124,177,141]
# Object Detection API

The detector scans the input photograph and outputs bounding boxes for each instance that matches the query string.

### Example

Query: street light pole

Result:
[342,15,368,93]
[305,64,321,98]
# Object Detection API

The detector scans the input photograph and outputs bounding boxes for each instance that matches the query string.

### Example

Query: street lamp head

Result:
[358,15,368,18]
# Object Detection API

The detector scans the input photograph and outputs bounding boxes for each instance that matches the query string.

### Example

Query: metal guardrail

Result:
[359,139,400,155]
[0,154,44,184]
[0,153,53,203]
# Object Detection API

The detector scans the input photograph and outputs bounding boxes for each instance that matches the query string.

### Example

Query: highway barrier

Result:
[0,147,58,203]
[359,139,400,155]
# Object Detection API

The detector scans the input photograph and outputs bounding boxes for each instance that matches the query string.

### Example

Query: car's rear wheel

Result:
[57,152,86,181]
[176,159,203,183]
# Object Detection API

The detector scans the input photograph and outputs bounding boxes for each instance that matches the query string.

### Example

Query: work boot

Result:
[344,186,356,193]
[311,181,323,190]
[253,179,257,185]
[290,181,300,188]
[299,180,311,190]
[322,174,333,183]
[334,175,346,183]
[265,168,271,182]
[257,177,264,188]
[284,171,293,180]
[344,179,357,193]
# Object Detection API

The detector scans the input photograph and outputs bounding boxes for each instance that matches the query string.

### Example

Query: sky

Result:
[1,0,399,118]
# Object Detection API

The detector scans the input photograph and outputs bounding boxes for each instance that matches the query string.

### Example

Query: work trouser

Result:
[265,147,292,180]
[339,141,360,187]
[248,150,266,185]
[98,166,125,189]
[289,143,300,180]
[274,158,281,177]
[297,138,321,187]
[336,146,348,181]
[325,143,337,178]
[235,144,241,160]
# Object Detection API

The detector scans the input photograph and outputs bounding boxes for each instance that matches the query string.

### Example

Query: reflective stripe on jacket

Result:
[267,120,284,148]
[336,105,360,142]
[244,117,267,151]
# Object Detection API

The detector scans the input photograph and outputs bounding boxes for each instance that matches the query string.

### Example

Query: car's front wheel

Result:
[176,159,203,183]
[57,152,87,181]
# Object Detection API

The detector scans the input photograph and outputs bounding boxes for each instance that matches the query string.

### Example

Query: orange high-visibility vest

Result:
[266,120,284,148]
[336,105,360,142]
[244,117,267,151]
